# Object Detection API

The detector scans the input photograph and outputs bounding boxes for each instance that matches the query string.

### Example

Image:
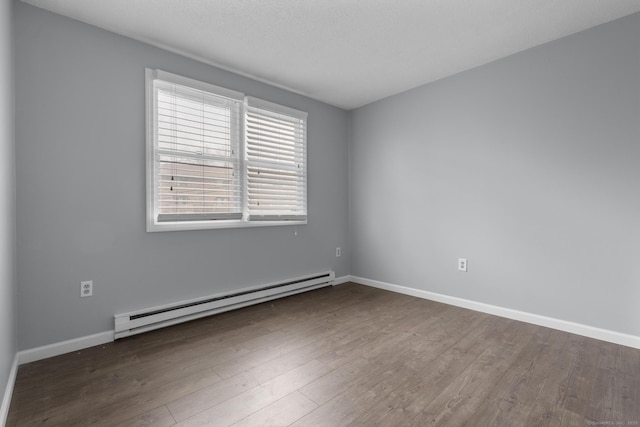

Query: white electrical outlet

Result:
[458,258,467,272]
[336,247,342,257]
[80,280,93,297]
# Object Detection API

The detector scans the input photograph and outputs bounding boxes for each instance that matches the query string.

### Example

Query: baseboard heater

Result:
[114,270,335,339]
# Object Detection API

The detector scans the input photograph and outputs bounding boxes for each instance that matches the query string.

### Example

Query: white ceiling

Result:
[21,0,640,110]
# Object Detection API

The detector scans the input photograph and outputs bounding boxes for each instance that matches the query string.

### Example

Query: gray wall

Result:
[15,3,350,349]
[0,0,16,403]
[14,1,639,351]
[349,13,640,337]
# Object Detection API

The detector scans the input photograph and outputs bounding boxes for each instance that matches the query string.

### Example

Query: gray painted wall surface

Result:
[0,0,16,400]
[13,2,639,351]
[15,3,349,349]
[349,13,640,336]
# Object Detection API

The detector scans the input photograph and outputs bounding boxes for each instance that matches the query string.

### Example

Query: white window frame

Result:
[146,68,308,232]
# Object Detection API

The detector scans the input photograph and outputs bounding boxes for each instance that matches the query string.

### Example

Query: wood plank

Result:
[294,364,418,427]
[114,405,176,427]
[165,372,260,422]
[352,315,504,426]
[468,327,564,427]
[556,335,603,425]
[410,321,539,425]
[523,330,581,426]
[229,391,317,427]
[617,345,640,423]
[174,359,329,426]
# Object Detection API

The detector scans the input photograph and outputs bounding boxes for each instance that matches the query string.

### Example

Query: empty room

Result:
[1,0,639,425]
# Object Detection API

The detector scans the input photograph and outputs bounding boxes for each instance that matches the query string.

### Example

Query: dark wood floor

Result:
[7,283,639,426]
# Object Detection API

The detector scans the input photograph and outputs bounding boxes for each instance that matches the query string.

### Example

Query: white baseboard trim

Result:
[0,353,19,427]
[333,275,352,286]
[352,275,640,350]
[17,330,115,365]
[12,275,637,366]
[14,274,347,366]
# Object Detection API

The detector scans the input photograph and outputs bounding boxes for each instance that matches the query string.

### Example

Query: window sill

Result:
[146,218,308,232]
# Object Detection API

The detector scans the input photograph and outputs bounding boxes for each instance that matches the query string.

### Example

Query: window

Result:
[245,97,307,221]
[146,69,307,231]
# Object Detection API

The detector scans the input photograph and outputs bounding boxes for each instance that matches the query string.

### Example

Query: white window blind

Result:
[151,71,242,223]
[245,97,307,221]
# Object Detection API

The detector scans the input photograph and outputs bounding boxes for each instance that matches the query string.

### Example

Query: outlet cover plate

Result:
[81,280,93,297]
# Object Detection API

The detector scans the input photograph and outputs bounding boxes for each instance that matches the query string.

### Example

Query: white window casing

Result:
[146,69,308,231]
